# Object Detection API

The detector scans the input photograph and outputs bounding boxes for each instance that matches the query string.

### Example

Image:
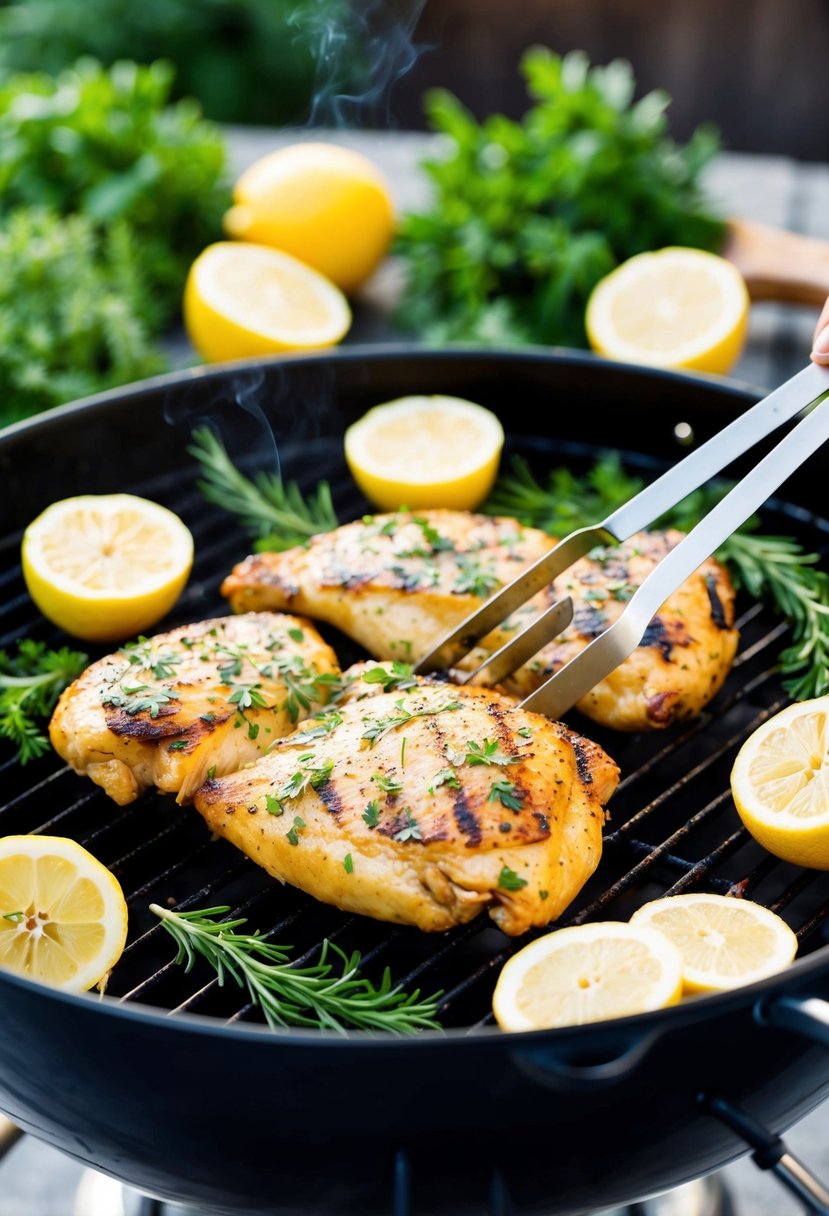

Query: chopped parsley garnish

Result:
[464,738,520,767]
[286,816,306,846]
[362,661,418,694]
[289,709,344,744]
[393,809,422,842]
[288,628,304,643]
[247,721,260,740]
[227,682,270,711]
[427,767,460,794]
[454,553,500,598]
[265,793,284,816]
[361,698,462,747]
[276,758,334,803]
[488,779,524,810]
[371,772,403,796]
[413,516,455,552]
[498,866,528,891]
[362,800,380,828]
[517,727,533,739]
[101,683,178,718]
[167,740,188,752]
[343,853,354,874]
[207,765,217,780]
[539,889,549,901]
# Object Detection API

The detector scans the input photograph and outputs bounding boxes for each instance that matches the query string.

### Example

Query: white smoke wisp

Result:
[290,0,428,128]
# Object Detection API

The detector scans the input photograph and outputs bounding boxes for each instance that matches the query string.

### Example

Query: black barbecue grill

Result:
[2,348,829,1216]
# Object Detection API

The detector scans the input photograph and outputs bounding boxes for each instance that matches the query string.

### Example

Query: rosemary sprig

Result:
[150,904,442,1035]
[188,426,338,552]
[486,452,829,699]
[0,641,88,763]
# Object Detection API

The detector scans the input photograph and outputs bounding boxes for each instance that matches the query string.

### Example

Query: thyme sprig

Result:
[486,453,829,699]
[0,641,88,763]
[150,904,442,1035]
[188,426,338,552]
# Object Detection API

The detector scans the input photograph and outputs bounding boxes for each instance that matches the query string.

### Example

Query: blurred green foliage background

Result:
[0,0,345,124]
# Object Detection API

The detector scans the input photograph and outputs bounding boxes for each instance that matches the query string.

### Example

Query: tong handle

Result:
[523,392,829,718]
[606,362,829,539]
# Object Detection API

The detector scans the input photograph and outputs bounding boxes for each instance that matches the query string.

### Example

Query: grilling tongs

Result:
[416,362,829,719]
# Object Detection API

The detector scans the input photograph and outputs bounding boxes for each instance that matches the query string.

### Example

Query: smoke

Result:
[290,0,428,128]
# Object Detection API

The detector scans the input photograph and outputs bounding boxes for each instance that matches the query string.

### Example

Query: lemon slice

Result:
[585,247,749,374]
[344,395,505,511]
[492,922,683,1032]
[0,835,128,993]
[184,241,351,363]
[225,142,395,293]
[22,493,194,643]
[731,697,829,868]
[631,894,797,993]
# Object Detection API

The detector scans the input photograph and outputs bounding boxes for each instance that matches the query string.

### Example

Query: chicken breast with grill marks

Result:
[49,613,340,806]
[221,511,739,732]
[193,674,619,935]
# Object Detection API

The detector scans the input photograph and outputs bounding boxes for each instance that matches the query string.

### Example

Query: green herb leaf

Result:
[188,427,338,552]
[498,866,528,891]
[362,799,380,828]
[464,738,520,768]
[0,641,87,763]
[150,904,442,1034]
[488,779,525,810]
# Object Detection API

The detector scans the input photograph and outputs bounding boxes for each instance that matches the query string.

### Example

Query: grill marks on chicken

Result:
[221,512,739,731]
[193,673,619,935]
[222,510,555,662]
[49,614,340,806]
[488,530,740,731]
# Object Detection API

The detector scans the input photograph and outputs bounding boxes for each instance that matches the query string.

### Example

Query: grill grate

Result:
[2,439,829,1034]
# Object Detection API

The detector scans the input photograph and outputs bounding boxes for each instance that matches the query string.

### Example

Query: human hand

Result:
[812,297,829,364]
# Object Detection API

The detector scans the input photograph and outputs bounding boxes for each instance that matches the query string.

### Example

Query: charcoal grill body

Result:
[1,349,829,1215]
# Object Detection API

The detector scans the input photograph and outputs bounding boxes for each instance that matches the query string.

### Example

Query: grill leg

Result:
[702,1094,829,1215]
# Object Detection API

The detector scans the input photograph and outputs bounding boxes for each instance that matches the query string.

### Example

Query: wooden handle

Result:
[724,219,829,306]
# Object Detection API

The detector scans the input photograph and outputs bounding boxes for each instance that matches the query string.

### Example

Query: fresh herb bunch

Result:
[0,640,88,763]
[0,209,165,426]
[0,58,229,314]
[188,427,338,551]
[396,49,724,347]
[151,904,442,1034]
[487,453,829,699]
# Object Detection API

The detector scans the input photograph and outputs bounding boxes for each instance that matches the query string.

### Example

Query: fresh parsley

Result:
[362,662,418,693]
[362,800,380,828]
[396,49,723,348]
[498,866,528,891]
[0,641,87,763]
[488,779,525,810]
[361,698,462,747]
[392,809,422,843]
[464,738,520,768]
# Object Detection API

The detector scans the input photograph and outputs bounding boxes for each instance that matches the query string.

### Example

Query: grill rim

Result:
[2,344,827,1050]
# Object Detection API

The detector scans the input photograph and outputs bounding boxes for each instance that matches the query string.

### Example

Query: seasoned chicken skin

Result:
[193,672,619,935]
[487,530,740,731]
[50,614,340,806]
[223,510,555,662]
[221,511,739,732]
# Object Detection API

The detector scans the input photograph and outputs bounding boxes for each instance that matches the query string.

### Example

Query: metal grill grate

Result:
[2,441,829,1034]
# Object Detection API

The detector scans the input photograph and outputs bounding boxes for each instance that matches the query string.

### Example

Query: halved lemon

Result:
[0,835,128,993]
[631,894,797,993]
[184,241,351,363]
[585,247,749,374]
[731,697,829,868]
[22,493,194,643]
[344,395,505,511]
[492,922,683,1032]
[225,142,395,294]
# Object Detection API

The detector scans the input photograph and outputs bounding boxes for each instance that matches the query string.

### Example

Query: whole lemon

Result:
[224,143,395,294]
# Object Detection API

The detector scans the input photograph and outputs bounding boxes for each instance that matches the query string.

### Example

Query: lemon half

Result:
[22,493,193,642]
[185,241,351,363]
[631,894,797,993]
[586,247,749,374]
[344,395,505,511]
[0,835,128,993]
[492,922,683,1032]
[731,697,829,868]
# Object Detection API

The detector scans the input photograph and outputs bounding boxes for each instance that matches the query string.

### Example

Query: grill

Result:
[2,348,829,1216]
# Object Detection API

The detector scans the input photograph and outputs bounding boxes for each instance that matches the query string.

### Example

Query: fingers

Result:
[812,297,829,364]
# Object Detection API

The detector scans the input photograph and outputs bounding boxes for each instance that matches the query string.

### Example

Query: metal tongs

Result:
[416,363,829,720]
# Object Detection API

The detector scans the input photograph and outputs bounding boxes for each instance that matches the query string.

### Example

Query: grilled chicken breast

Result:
[221,511,739,732]
[485,530,740,731]
[193,670,619,935]
[50,614,340,806]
